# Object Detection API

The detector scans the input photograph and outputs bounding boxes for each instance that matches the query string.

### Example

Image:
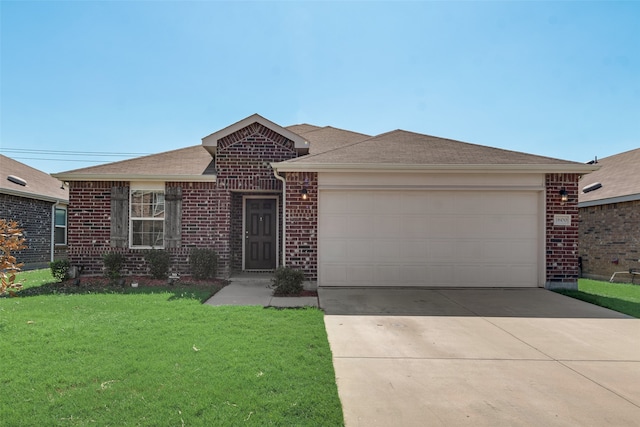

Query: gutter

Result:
[272,167,287,268]
[51,173,217,182]
[269,162,600,174]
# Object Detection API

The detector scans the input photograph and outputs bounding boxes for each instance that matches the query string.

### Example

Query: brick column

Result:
[284,172,318,282]
[545,173,580,289]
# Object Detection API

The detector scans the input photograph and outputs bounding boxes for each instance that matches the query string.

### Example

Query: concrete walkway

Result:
[321,288,640,426]
[204,274,318,308]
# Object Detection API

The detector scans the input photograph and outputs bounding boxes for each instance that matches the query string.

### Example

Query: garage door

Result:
[318,190,540,287]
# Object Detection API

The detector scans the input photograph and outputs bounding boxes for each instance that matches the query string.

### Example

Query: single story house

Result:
[578,148,640,282]
[53,114,596,289]
[0,155,69,269]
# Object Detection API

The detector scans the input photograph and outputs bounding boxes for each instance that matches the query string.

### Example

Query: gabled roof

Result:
[53,146,215,181]
[0,155,68,203]
[578,148,640,207]
[273,130,597,173]
[202,113,309,155]
[286,125,370,154]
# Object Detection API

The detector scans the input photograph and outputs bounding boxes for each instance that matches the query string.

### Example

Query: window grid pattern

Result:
[131,190,165,247]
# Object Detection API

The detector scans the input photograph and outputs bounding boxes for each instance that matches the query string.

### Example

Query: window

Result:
[54,207,67,245]
[130,189,165,248]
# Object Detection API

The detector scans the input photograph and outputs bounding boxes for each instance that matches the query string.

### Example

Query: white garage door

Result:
[319,190,541,287]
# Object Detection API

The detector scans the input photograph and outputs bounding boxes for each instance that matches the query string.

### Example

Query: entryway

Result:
[243,196,277,271]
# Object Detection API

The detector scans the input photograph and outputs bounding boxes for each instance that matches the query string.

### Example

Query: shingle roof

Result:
[287,125,370,154]
[283,129,583,166]
[578,148,640,206]
[55,146,214,179]
[54,116,595,180]
[0,155,68,202]
[286,124,323,135]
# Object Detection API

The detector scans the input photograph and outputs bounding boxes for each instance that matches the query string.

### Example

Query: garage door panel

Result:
[428,240,456,261]
[319,214,348,237]
[348,215,375,235]
[322,240,347,261]
[347,240,375,261]
[319,190,540,287]
[399,240,429,260]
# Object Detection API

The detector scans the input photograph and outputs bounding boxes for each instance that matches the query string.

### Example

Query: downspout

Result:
[273,166,286,268]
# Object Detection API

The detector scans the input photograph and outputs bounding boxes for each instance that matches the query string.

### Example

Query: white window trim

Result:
[129,182,166,249]
[54,206,67,246]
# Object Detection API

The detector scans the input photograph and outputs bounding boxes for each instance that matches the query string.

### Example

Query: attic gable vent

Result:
[7,175,27,186]
[582,182,602,193]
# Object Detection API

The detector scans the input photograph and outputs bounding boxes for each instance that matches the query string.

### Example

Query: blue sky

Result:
[1,1,638,174]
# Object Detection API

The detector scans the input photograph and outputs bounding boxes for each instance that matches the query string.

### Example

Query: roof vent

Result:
[582,182,602,193]
[7,175,27,186]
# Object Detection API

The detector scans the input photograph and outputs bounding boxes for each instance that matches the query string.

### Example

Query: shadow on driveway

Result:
[318,287,632,318]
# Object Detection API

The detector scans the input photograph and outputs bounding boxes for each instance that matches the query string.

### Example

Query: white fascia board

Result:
[201,113,309,151]
[51,173,217,182]
[271,162,599,174]
[0,188,68,204]
[579,193,640,208]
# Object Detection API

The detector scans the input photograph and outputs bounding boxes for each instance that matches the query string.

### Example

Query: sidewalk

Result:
[204,274,318,308]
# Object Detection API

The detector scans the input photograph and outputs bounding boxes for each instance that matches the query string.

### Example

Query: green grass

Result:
[14,268,57,288]
[556,279,640,318]
[1,274,344,426]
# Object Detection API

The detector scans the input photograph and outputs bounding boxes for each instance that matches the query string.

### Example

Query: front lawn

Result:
[1,272,344,426]
[556,279,640,318]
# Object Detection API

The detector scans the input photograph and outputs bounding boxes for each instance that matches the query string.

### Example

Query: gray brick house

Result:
[0,155,69,269]
[579,148,640,282]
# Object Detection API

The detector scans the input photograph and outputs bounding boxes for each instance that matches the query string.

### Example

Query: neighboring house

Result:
[53,114,596,289]
[578,148,640,282]
[0,155,69,269]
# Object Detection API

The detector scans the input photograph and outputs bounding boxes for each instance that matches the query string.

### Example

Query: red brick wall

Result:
[216,123,297,274]
[545,173,580,288]
[66,123,298,278]
[284,172,318,281]
[67,181,123,275]
[579,199,640,281]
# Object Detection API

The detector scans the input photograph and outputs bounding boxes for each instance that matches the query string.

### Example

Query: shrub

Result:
[144,249,171,279]
[271,266,305,296]
[102,252,125,282]
[189,248,218,280]
[0,219,27,296]
[49,259,70,282]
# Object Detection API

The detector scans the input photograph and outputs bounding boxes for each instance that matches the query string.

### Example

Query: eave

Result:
[0,188,68,204]
[271,162,600,174]
[51,173,217,182]
[579,193,640,208]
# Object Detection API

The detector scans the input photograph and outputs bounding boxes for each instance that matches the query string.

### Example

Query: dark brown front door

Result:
[245,198,277,270]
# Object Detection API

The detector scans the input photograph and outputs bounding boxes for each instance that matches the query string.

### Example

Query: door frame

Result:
[242,195,279,271]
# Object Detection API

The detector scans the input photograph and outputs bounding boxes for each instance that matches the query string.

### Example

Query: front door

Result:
[244,198,277,270]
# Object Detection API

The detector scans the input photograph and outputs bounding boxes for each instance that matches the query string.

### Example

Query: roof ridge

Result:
[287,132,376,162]
[371,129,582,164]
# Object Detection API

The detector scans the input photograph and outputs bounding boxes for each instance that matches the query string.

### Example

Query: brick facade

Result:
[545,173,580,289]
[0,193,62,269]
[284,172,318,281]
[66,124,298,278]
[579,199,640,282]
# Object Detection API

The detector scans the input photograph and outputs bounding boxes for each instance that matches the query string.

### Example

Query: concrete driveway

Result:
[320,288,640,426]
